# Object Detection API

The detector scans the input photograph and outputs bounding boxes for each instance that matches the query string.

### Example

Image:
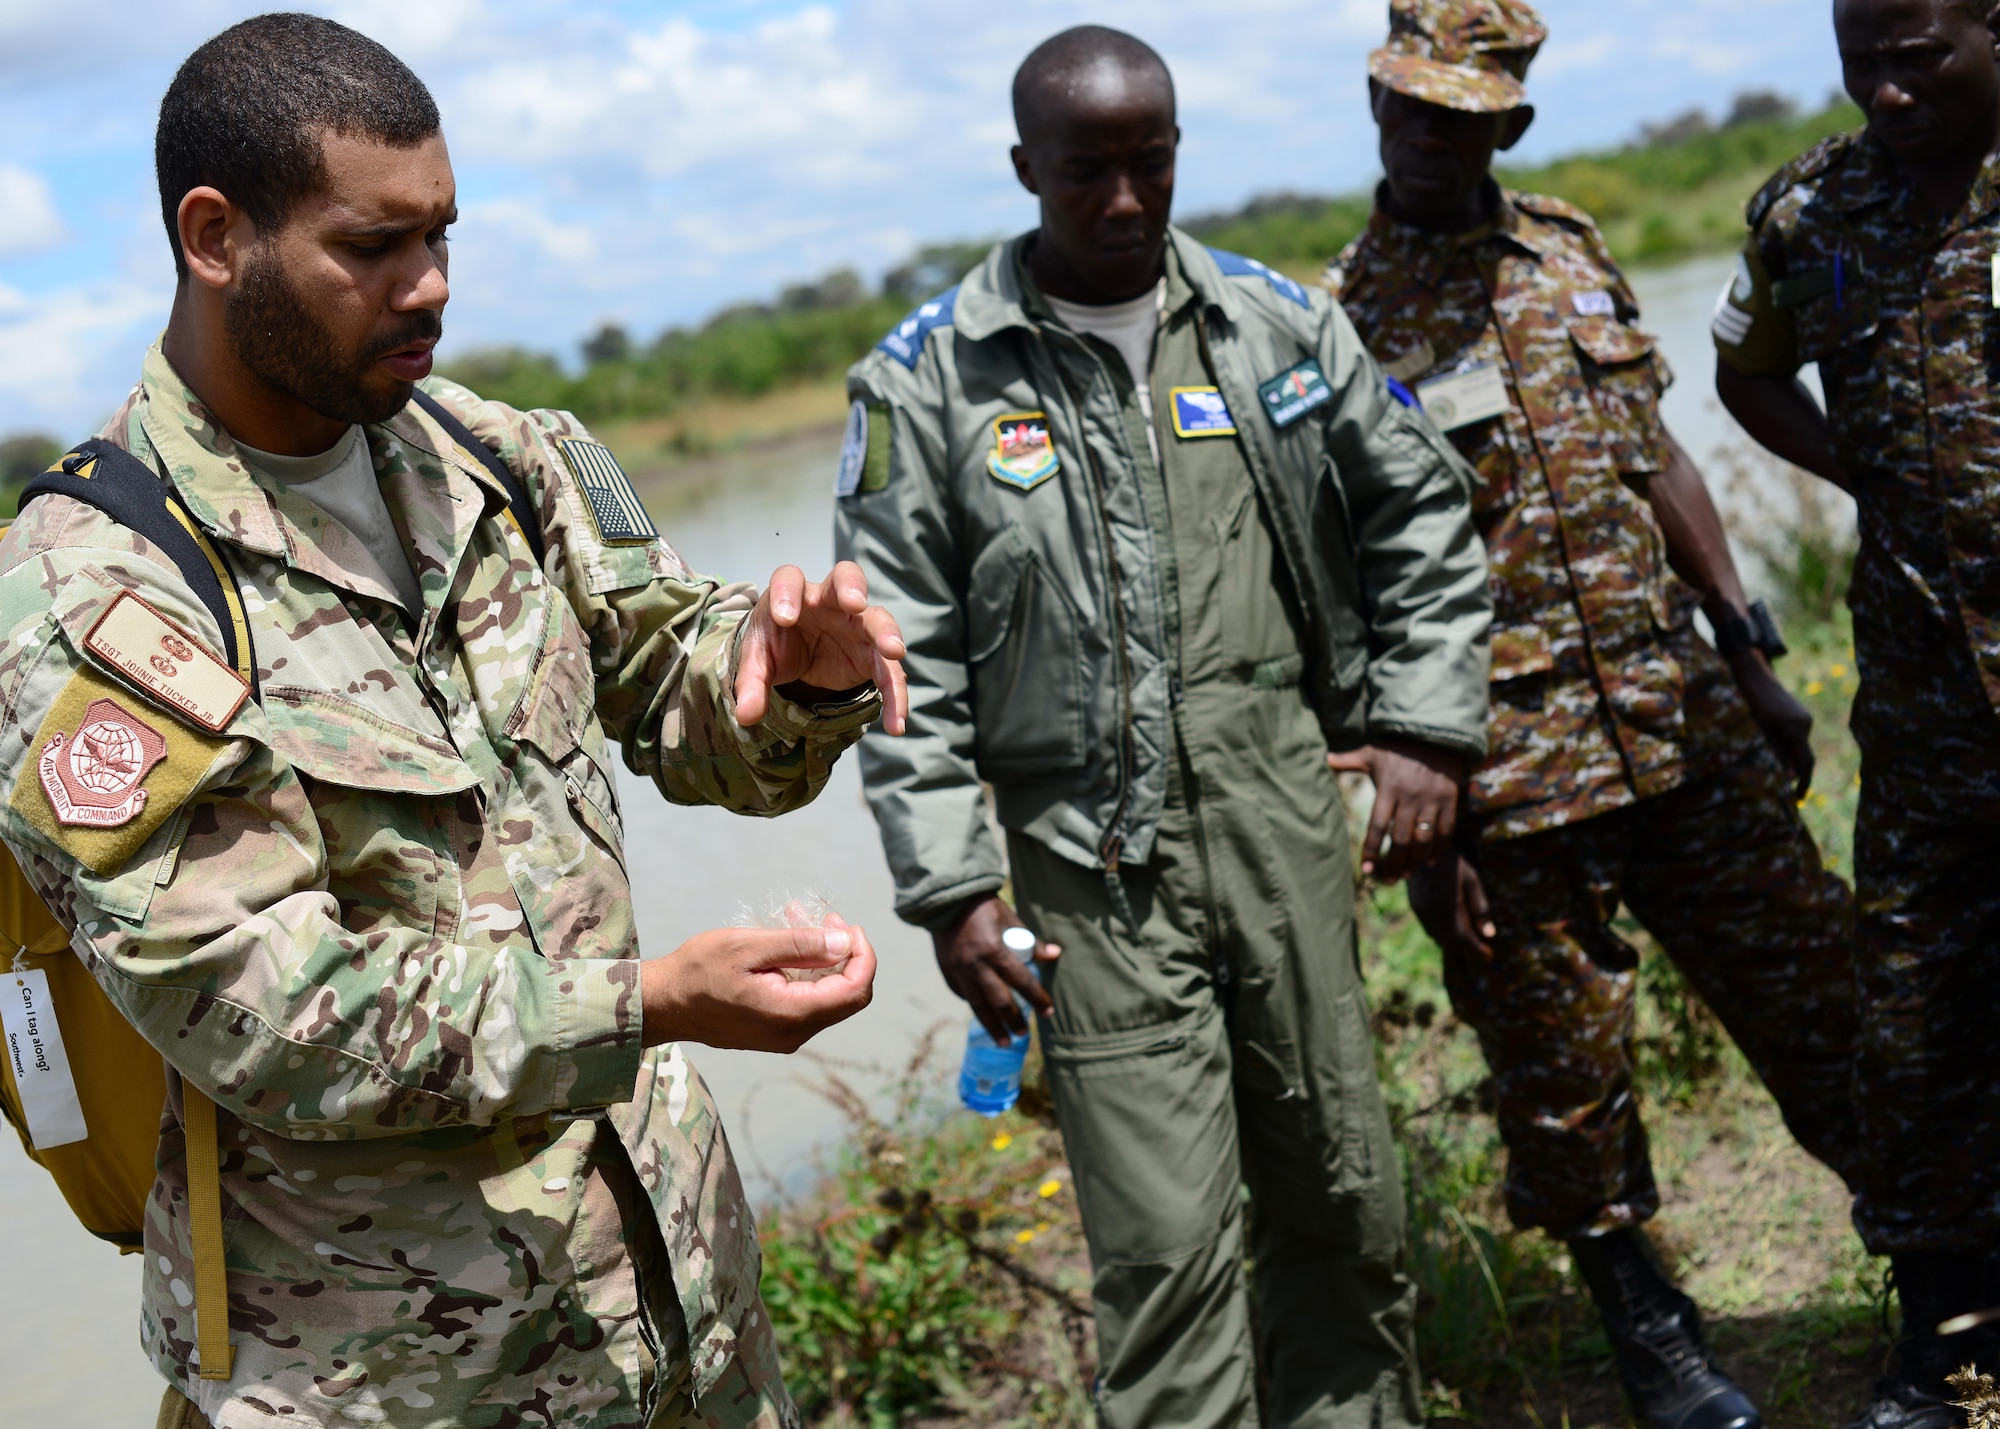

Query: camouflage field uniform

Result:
[1335,190,1860,1236]
[1717,131,2000,1257]
[0,344,879,1428]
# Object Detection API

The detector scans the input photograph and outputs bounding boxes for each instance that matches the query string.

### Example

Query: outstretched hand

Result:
[1325,738,1465,884]
[641,917,879,1052]
[735,561,909,735]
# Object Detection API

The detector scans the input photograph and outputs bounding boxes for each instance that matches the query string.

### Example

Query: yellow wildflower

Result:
[991,1133,1013,1152]
[1806,680,1824,696]
[1830,663,1848,678]
[1015,1228,1035,1244]
[1039,1179,1062,1198]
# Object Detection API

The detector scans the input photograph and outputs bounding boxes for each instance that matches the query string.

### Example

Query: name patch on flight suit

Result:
[555,437,661,544]
[1169,387,1237,438]
[1257,360,1333,429]
[12,663,231,875]
[987,413,1060,491]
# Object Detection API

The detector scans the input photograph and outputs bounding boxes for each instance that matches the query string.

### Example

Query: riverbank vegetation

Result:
[434,92,1859,470]
[759,466,1884,1428]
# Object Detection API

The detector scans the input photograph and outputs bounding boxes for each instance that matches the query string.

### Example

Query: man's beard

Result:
[224,248,443,427]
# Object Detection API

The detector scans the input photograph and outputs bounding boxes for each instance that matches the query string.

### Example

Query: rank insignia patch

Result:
[556,438,660,545]
[1257,360,1334,429]
[38,698,166,830]
[987,412,1060,491]
[1170,387,1237,438]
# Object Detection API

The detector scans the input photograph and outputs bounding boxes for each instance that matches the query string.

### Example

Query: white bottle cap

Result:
[1000,926,1037,955]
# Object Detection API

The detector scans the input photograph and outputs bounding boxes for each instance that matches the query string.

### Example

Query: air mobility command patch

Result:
[555,437,660,544]
[987,412,1060,491]
[1170,387,1237,439]
[1258,360,1334,429]
[12,663,232,875]
[834,399,891,497]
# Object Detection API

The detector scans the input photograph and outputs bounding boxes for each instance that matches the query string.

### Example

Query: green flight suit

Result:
[835,231,1489,1429]
[1008,251,1417,1429]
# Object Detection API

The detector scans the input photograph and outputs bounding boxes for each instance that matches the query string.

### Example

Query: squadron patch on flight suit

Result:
[986,413,1060,491]
[1169,387,1237,438]
[1257,360,1334,429]
[835,399,892,497]
[555,437,660,544]
[12,663,231,875]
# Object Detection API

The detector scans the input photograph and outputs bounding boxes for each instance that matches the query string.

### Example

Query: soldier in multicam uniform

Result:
[1716,1,2000,1424]
[1329,4,1862,1427]
[0,17,909,1429]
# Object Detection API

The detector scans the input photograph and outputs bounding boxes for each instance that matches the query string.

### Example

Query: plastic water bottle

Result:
[959,925,1040,1117]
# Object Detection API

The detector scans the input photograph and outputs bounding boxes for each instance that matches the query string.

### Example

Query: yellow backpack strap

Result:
[16,450,261,1384]
[183,1088,234,1380]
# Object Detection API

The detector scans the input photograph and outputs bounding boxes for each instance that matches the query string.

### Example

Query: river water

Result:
[3,250,1815,1420]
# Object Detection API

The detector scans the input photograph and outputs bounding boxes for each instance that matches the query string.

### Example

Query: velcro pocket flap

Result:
[1567,316,1655,368]
[260,687,479,794]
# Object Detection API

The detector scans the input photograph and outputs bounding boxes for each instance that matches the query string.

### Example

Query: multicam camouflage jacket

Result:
[1332,188,1759,839]
[1717,131,2000,795]
[0,345,877,1427]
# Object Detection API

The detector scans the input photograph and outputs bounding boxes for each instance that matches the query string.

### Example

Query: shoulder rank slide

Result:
[987,412,1060,491]
[555,438,660,545]
[1207,248,1311,309]
[1170,387,1237,439]
[1257,360,1334,429]
[878,288,960,371]
[84,590,249,735]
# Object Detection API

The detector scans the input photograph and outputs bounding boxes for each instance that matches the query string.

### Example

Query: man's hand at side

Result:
[1409,852,1497,964]
[1728,649,1816,797]
[641,918,878,1051]
[1326,738,1466,883]
[934,895,1061,1045]
[736,560,910,735]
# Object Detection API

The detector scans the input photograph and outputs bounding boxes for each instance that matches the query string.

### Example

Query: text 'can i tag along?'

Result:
[3,968,86,1149]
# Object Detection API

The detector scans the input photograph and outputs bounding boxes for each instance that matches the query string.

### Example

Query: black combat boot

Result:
[1844,1252,1997,1429]
[1569,1228,1763,1429]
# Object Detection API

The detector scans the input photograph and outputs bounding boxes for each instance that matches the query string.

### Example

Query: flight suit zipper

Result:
[1037,327,1143,930]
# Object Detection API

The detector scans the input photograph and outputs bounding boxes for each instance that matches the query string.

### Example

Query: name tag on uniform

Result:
[3,967,86,1150]
[1416,363,1511,431]
[1572,289,1617,317]
[1169,387,1237,438]
[1257,360,1333,429]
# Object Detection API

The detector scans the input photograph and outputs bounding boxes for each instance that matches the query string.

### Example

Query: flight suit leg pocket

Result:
[1040,1007,1238,1265]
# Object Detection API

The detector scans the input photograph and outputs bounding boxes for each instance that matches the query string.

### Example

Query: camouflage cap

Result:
[1369,0,1548,114]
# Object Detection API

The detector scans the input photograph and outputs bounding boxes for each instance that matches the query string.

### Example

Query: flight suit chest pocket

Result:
[1567,316,1670,477]
[966,524,1088,778]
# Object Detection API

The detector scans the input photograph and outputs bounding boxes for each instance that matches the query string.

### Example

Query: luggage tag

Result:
[1415,362,1512,432]
[4,954,86,1149]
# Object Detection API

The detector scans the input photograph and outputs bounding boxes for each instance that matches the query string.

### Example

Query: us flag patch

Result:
[555,438,660,544]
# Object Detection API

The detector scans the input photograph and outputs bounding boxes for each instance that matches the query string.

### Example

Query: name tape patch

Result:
[1257,360,1334,429]
[1416,363,1512,431]
[84,590,248,734]
[556,438,660,545]
[987,412,1060,491]
[1170,387,1237,439]
[1572,289,1618,317]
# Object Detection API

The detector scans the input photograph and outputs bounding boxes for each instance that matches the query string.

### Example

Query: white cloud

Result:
[0,163,65,260]
[1536,32,1619,78]
[0,276,163,434]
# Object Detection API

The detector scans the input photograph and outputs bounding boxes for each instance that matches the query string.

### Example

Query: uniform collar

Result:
[1359,180,1546,288]
[135,341,511,610]
[953,225,1247,343]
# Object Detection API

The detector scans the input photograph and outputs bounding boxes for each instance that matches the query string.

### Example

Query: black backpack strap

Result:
[19,441,257,691]
[409,389,547,566]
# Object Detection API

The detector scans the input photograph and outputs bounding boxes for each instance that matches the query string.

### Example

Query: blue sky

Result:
[0,0,1844,438]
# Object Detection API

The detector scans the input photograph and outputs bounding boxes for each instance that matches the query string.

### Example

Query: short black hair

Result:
[1012,26,1174,147]
[155,13,440,281]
